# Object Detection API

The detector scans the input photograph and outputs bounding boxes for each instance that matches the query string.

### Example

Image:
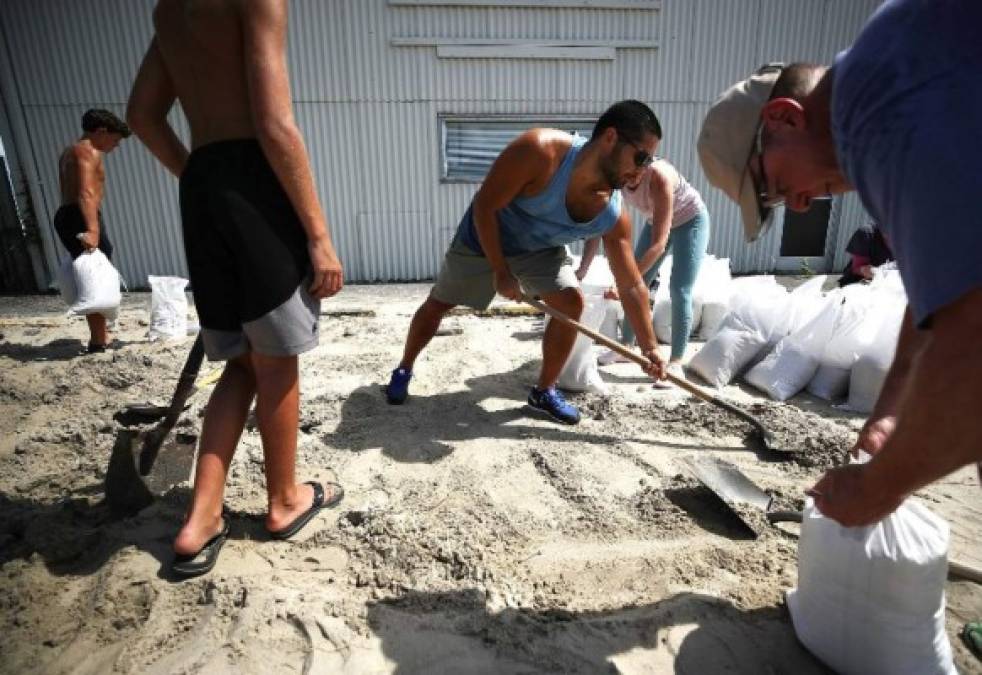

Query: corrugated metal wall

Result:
[0,0,879,286]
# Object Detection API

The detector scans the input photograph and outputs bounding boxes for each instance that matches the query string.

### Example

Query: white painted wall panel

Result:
[0,0,883,283]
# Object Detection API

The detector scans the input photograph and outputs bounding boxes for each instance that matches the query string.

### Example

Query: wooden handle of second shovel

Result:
[522,295,714,403]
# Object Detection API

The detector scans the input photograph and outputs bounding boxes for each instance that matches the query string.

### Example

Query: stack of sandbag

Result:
[652,255,733,343]
[58,249,122,321]
[744,287,839,401]
[788,458,955,674]
[555,255,613,394]
[651,255,685,343]
[687,276,790,387]
[696,256,733,339]
[573,254,622,342]
[846,268,907,412]
[806,283,878,400]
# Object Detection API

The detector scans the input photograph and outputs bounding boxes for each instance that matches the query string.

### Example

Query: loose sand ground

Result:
[1,284,979,674]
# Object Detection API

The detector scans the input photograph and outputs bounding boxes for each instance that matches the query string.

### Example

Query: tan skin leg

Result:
[173,351,332,555]
[86,313,109,347]
[173,354,255,555]
[397,295,456,371]
[536,287,584,389]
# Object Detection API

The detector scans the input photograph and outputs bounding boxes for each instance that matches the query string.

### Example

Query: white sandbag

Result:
[57,256,78,307]
[806,363,851,400]
[688,319,768,388]
[687,279,789,388]
[745,295,838,401]
[572,254,616,296]
[70,249,121,316]
[555,293,608,395]
[788,491,955,675]
[846,297,906,413]
[148,275,189,341]
[598,298,623,342]
[695,257,733,339]
[781,275,827,337]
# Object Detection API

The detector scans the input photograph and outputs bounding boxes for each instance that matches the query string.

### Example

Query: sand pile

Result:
[1,287,979,674]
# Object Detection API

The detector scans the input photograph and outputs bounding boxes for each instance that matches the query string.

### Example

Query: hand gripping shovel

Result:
[521,295,789,459]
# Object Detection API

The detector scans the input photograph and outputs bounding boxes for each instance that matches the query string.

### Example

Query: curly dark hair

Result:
[81,108,131,137]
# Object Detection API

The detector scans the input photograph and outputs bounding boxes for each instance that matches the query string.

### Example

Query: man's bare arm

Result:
[635,167,673,276]
[75,148,102,249]
[241,0,341,298]
[602,211,664,377]
[126,38,189,177]
[472,130,550,300]
[812,288,982,526]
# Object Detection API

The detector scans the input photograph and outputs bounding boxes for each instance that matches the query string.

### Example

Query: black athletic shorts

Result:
[54,204,113,260]
[179,139,319,361]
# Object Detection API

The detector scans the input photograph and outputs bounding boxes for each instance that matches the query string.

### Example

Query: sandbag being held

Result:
[788,474,955,675]
[68,249,122,318]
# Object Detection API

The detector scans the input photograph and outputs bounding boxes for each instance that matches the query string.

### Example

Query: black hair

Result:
[591,100,661,143]
[81,108,131,137]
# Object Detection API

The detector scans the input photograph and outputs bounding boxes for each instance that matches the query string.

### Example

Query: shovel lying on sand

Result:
[682,455,982,583]
[681,455,800,536]
[522,295,787,459]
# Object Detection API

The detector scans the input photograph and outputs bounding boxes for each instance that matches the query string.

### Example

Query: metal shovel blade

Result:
[682,456,773,536]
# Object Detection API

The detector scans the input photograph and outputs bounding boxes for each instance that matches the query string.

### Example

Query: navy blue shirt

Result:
[831,0,982,325]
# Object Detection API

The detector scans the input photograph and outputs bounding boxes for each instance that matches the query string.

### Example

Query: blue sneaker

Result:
[385,367,412,405]
[527,386,581,425]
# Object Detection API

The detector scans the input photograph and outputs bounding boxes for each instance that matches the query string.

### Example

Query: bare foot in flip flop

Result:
[172,514,229,578]
[266,480,344,540]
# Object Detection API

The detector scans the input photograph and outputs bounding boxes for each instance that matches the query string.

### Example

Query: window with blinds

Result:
[440,116,596,183]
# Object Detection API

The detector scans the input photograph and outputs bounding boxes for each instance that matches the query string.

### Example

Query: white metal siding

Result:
[0,0,880,285]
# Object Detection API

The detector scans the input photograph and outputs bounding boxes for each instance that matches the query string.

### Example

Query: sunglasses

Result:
[752,123,784,221]
[618,132,654,168]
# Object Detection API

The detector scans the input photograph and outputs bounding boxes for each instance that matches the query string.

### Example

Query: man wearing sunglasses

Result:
[385,100,666,424]
[697,0,982,529]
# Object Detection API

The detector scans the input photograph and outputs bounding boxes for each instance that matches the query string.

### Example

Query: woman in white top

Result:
[579,158,710,376]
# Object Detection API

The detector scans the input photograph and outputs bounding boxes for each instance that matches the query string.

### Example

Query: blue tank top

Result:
[455,135,622,256]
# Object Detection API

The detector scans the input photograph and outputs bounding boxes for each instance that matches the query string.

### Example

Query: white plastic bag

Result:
[745,294,839,401]
[696,256,732,339]
[687,277,788,387]
[148,275,189,341]
[70,249,121,316]
[806,363,851,400]
[598,298,623,342]
[846,290,906,413]
[788,492,955,675]
[555,293,608,395]
[573,254,615,296]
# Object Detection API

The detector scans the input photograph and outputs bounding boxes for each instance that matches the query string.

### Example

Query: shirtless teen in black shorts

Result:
[127,0,345,577]
[55,109,130,351]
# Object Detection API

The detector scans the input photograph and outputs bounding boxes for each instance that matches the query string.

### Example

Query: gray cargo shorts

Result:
[431,239,579,310]
[202,283,320,361]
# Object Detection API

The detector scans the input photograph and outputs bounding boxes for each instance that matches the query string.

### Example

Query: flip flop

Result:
[268,481,344,540]
[963,622,982,660]
[171,518,229,578]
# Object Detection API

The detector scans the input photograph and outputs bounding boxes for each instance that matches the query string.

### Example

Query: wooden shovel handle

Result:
[523,295,715,403]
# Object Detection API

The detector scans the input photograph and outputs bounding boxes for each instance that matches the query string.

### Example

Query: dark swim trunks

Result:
[54,204,113,260]
[179,139,320,361]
